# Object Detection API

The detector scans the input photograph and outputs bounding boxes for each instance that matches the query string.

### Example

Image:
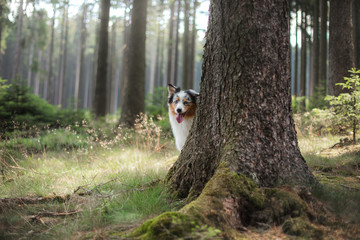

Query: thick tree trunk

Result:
[319,0,327,95]
[329,0,354,96]
[166,0,316,199]
[120,0,148,126]
[93,0,110,117]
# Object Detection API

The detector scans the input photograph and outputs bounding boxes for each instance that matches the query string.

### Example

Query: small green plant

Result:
[325,68,360,143]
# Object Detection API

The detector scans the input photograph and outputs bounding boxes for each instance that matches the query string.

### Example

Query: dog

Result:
[167,84,200,151]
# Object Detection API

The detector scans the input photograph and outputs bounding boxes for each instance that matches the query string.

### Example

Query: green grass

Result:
[0,142,179,239]
[298,135,360,223]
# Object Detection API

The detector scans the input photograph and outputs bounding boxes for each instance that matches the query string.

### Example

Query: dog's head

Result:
[168,84,200,124]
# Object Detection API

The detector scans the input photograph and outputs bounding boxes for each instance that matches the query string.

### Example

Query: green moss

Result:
[282,217,323,239]
[201,162,264,208]
[127,212,197,240]
[263,188,307,224]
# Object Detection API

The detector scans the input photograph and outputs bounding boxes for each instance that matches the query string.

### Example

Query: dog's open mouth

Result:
[176,113,186,124]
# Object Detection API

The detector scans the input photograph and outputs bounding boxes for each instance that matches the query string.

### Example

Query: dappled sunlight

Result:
[0,146,179,198]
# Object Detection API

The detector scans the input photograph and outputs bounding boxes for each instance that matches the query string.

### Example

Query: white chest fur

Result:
[169,112,194,151]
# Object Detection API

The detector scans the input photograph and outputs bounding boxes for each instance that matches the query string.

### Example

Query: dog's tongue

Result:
[176,113,184,124]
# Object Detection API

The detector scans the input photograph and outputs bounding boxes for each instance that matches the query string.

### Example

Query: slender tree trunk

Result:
[12,0,24,80]
[120,0,148,126]
[300,9,307,109]
[173,0,181,86]
[33,50,42,95]
[56,4,66,105]
[319,0,327,95]
[312,0,320,100]
[182,0,190,89]
[93,0,110,117]
[109,21,117,114]
[166,0,315,200]
[27,41,35,87]
[329,0,354,96]
[0,2,3,76]
[75,3,88,110]
[120,2,131,109]
[61,2,69,107]
[294,4,299,97]
[167,0,175,85]
[47,4,56,104]
[187,0,197,90]
[353,0,360,68]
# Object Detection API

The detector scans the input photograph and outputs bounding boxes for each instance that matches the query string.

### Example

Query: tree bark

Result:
[319,0,327,95]
[329,0,354,96]
[93,0,110,117]
[300,9,307,109]
[182,0,190,89]
[312,0,320,99]
[294,2,299,97]
[120,0,148,126]
[173,0,181,86]
[353,0,360,68]
[167,0,175,85]
[166,0,316,199]
[47,4,56,104]
[12,0,24,80]
[75,3,88,110]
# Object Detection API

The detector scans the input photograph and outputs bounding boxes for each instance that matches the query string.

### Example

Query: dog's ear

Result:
[187,89,200,97]
[168,84,180,96]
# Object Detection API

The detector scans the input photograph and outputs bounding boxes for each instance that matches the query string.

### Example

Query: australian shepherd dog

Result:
[167,84,200,151]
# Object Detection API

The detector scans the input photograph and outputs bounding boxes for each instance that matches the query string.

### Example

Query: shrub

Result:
[0,81,87,135]
[325,68,360,143]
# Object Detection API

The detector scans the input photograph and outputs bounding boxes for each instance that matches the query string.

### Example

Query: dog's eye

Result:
[174,100,178,104]
[183,101,189,105]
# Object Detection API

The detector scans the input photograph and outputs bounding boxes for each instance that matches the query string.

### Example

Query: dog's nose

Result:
[176,109,182,113]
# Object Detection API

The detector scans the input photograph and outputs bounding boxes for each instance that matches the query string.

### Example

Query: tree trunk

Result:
[173,0,181,86]
[294,3,299,97]
[319,0,327,95]
[27,41,35,87]
[56,3,67,105]
[187,0,197,90]
[312,0,320,100]
[47,4,56,104]
[329,0,354,96]
[167,0,175,85]
[61,2,69,107]
[120,2,131,110]
[353,0,360,68]
[300,9,307,109]
[182,0,190,89]
[33,50,42,95]
[120,0,148,126]
[109,20,117,114]
[12,0,24,80]
[75,3,88,110]
[166,0,316,200]
[93,0,110,117]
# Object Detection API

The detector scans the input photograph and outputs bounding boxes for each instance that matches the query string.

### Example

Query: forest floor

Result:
[0,134,360,239]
